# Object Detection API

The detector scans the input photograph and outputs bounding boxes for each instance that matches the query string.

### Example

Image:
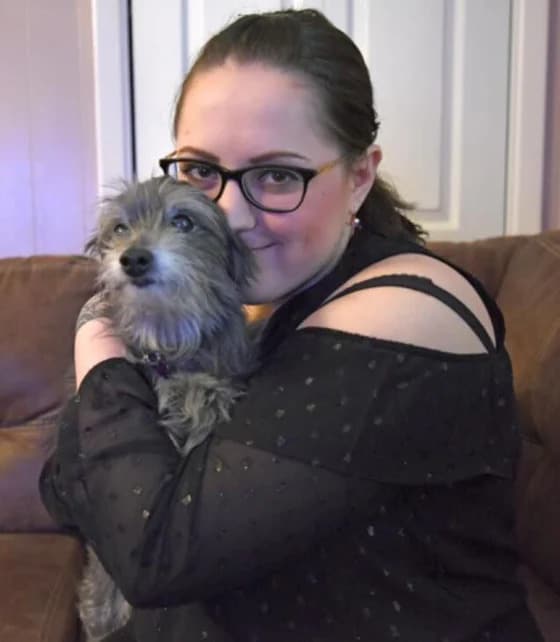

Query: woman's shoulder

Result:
[299,251,498,355]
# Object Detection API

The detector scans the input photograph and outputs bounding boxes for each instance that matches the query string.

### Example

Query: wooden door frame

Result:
[505,0,550,235]
[90,0,134,194]
[543,0,560,230]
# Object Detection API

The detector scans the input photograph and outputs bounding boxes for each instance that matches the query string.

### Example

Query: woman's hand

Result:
[74,319,127,389]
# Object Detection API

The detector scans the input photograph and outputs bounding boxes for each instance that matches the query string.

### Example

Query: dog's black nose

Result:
[120,248,153,277]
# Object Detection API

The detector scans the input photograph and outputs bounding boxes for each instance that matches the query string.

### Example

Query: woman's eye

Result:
[171,211,194,232]
[113,223,129,235]
[179,162,219,185]
[258,168,300,185]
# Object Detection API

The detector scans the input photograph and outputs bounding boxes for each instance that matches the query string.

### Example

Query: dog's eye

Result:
[113,223,129,235]
[171,212,194,232]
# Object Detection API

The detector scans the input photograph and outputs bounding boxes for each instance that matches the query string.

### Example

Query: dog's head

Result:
[87,177,256,354]
[87,177,255,284]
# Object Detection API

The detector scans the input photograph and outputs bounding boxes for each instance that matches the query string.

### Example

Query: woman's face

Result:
[175,60,378,304]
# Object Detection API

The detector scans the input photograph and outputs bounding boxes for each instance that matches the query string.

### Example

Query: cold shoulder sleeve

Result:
[221,329,517,484]
[39,327,518,609]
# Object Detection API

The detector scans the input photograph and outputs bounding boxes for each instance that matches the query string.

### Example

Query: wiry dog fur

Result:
[77,177,257,641]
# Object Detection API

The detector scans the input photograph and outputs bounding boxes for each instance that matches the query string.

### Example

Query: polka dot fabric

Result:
[40,230,543,641]
[225,328,518,485]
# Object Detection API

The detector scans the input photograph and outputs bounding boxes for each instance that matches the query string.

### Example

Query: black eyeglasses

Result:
[158,156,344,213]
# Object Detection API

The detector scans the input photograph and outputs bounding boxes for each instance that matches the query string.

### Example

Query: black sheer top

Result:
[40,228,542,641]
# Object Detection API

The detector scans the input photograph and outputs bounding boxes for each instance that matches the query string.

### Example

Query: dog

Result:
[76,176,258,640]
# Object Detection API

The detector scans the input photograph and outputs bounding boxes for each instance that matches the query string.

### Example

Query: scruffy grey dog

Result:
[77,176,257,641]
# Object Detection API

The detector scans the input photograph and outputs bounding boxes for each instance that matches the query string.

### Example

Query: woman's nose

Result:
[217,180,257,232]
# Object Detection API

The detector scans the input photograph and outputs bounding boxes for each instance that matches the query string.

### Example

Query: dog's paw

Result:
[158,372,244,454]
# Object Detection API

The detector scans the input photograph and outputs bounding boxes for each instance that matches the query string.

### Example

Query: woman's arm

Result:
[40,269,511,608]
[72,293,127,388]
[40,352,359,607]
[74,319,127,388]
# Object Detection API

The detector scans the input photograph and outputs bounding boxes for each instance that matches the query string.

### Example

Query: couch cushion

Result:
[430,233,528,301]
[0,533,83,642]
[0,256,97,531]
[519,564,560,642]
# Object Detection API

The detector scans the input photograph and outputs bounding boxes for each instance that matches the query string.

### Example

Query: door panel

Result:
[131,0,511,241]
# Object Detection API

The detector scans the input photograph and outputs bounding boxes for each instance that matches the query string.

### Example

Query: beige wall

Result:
[0,0,97,257]
[544,0,560,230]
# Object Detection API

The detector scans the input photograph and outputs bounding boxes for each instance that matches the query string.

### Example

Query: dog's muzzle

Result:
[120,247,156,286]
[120,247,153,277]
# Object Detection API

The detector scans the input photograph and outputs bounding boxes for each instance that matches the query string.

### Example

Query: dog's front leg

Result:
[157,373,244,456]
[79,547,132,641]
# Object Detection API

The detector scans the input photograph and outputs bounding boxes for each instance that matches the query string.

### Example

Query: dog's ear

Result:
[227,236,256,287]
[84,234,102,258]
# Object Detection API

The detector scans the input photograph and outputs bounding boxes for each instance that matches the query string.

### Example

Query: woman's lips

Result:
[248,243,276,251]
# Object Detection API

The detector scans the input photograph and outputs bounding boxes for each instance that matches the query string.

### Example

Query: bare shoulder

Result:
[298,253,496,354]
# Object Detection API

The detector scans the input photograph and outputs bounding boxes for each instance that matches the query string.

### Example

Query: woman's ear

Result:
[349,144,382,213]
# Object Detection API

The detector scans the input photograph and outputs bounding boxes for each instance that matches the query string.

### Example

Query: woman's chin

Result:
[242,277,291,306]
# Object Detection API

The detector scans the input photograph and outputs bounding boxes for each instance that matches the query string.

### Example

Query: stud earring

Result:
[347,210,360,228]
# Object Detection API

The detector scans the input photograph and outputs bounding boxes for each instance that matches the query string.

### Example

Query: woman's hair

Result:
[172,9,425,243]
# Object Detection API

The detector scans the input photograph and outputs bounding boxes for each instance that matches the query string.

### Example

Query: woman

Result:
[40,9,543,641]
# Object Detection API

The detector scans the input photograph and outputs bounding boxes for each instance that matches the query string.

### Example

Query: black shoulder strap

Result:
[323,274,496,353]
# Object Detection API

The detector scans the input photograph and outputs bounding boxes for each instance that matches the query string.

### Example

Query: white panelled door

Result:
[352,0,511,241]
[131,0,282,181]
[119,0,546,241]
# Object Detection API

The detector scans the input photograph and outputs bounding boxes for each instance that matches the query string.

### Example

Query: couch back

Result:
[1,233,559,591]
[432,231,560,593]
[0,256,97,531]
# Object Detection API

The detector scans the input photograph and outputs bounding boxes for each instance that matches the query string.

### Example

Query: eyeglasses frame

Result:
[158,155,344,213]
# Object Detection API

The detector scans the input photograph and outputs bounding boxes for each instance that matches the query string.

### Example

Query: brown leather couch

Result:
[1,231,560,642]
